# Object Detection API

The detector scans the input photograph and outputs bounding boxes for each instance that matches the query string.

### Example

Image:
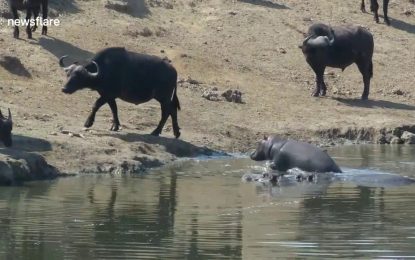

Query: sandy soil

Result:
[0,0,414,174]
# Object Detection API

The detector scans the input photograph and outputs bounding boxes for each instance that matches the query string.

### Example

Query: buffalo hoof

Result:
[42,27,47,35]
[110,124,120,131]
[311,91,320,97]
[385,19,391,26]
[84,119,94,128]
[13,30,19,39]
[150,131,160,137]
[31,26,37,32]
[174,129,181,139]
[361,95,369,100]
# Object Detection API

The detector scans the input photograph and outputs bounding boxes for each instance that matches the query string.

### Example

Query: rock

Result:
[221,89,243,103]
[390,136,403,144]
[376,134,387,144]
[384,133,395,144]
[401,131,415,144]
[392,88,405,96]
[202,89,221,101]
[0,151,60,186]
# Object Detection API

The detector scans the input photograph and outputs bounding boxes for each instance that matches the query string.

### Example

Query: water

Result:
[1,145,415,259]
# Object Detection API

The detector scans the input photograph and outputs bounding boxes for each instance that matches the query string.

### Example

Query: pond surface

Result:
[1,145,415,259]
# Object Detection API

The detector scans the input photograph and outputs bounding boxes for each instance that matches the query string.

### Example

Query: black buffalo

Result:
[299,23,374,100]
[59,47,181,138]
[0,109,13,147]
[8,0,49,38]
[361,0,390,25]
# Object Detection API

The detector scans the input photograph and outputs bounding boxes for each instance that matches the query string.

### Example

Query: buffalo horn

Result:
[88,61,100,78]
[59,55,69,68]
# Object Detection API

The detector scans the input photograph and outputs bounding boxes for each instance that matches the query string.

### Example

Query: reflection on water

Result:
[1,145,415,259]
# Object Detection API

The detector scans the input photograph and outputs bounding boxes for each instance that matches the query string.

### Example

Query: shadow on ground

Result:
[39,37,94,64]
[238,0,289,9]
[333,97,415,111]
[105,0,150,18]
[390,17,415,35]
[0,56,31,78]
[103,133,220,158]
[2,134,53,154]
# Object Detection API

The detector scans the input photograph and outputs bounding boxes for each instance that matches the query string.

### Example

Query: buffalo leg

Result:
[370,0,380,23]
[11,7,19,38]
[320,81,327,96]
[151,102,170,136]
[25,9,32,39]
[383,0,390,25]
[361,0,366,12]
[85,97,107,128]
[357,60,371,100]
[170,104,180,138]
[107,99,120,131]
[32,7,40,32]
[311,67,325,97]
[41,0,48,35]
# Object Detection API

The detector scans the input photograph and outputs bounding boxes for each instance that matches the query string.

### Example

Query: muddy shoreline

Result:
[2,123,415,186]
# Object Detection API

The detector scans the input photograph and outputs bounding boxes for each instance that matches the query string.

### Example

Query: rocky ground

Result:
[0,0,414,181]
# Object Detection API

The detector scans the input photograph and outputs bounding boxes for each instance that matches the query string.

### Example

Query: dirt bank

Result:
[0,0,414,175]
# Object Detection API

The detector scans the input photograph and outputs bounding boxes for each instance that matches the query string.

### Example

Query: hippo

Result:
[250,136,342,173]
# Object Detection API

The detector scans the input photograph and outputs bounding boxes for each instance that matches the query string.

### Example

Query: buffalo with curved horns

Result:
[59,47,181,138]
[8,0,49,39]
[299,23,374,100]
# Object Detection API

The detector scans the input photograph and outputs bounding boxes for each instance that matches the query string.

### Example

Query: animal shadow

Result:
[104,133,218,158]
[0,134,52,161]
[333,97,415,111]
[39,37,94,64]
[0,56,31,78]
[105,0,150,18]
[389,17,415,35]
[238,0,289,9]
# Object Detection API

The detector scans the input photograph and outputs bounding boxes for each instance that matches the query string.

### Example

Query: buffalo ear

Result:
[263,135,267,140]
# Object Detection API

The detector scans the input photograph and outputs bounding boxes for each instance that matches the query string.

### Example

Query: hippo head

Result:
[59,55,100,94]
[250,135,274,161]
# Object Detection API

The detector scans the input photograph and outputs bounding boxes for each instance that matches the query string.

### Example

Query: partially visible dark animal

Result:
[361,0,390,25]
[59,47,181,138]
[8,0,49,39]
[250,135,342,173]
[0,109,13,147]
[299,23,374,100]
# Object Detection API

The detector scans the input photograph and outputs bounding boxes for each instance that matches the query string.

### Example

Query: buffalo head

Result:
[59,56,100,94]
[0,108,13,147]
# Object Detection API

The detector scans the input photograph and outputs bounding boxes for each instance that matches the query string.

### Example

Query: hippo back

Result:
[279,140,342,173]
